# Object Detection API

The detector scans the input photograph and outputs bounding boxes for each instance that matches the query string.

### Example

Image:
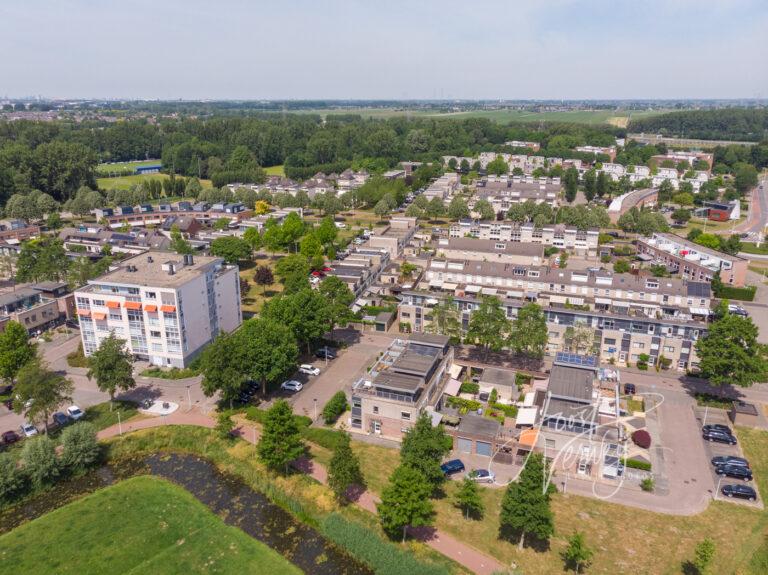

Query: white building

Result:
[75,252,241,367]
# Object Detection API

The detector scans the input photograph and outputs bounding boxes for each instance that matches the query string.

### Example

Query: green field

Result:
[97,160,162,173]
[264,165,285,176]
[96,173,212,191]
[296,107,669,125]
[0,475,300,575]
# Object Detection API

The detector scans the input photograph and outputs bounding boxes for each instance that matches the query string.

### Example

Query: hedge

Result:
[623,458,652,471]
[321,514,449,575]
[717,285,756,301]
[459,382,479,394]
[321,391,348,425]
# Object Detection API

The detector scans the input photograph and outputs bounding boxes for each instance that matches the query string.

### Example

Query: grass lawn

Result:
[682,217,744,235]
[0,475,299,575]
[239,257,284,315]
[741,242,768,255]
[96,160,162,173]
[307,427,768,575]
[264,165,285,176]
[96,174,212,191]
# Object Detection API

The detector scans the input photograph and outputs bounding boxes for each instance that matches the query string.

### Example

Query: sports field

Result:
[0,475,300,575]
[96,173,212,191]
[96,160,162,173]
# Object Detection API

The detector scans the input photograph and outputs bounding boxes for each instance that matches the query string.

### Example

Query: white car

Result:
[67,405,85,420]
[298,364,320,376]
[20,422,38,437]
[281,380,303,392]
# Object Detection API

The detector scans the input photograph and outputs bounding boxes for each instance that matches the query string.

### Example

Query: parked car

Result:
[624,383,636,395]
[67,405,85,420]
[0,384,12,396]
[1,430,20,445]
[728,304,749,317]
[711,455,749,468]
[440,459,465,476]
[298,364,320,376]
[20,422,38,437]
[281,380,303,392]
[703,429,737,445]
[722,484,757,501]
[315,347,337,360]
[715,464,753,481]
[703,424,733,436]
[52,412,71,427]
[466,469,495,483]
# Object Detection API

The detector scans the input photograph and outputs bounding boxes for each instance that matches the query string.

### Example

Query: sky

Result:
[1,0,767,101]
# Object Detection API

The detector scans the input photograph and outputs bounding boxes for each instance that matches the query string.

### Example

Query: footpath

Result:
[98,408,505,575]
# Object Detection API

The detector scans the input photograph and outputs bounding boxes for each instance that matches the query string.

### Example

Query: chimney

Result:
[147,256,153,263]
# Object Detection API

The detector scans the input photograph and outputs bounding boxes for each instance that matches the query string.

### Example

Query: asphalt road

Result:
[735,176,768,235]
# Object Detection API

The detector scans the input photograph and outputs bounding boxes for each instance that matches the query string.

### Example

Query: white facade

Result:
[75,253,241,368]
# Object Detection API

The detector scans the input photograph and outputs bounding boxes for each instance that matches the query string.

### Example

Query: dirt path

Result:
[98,408,505,575]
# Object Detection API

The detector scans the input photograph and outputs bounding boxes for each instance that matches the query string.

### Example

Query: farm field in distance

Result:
[0,475,300,575]
[96,173,212,191]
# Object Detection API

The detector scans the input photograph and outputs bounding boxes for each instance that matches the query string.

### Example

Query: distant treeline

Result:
[628,108,768,142]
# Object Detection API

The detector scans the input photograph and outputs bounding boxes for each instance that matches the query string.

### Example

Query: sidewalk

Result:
[99,408,505,575]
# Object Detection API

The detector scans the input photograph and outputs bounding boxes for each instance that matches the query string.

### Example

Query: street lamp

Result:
[313,398,318,422]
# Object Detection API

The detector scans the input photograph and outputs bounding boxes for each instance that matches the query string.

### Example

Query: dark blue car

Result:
[440,459,465,476]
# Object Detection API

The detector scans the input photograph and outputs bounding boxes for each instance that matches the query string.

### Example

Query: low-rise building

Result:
[74,252,241,367]
[349,333,452,440]
[575,145,617,162]
[0,220,40,243]
[449,220,598,254]
[505,140,541,151]
[431,237,544,266]
[0,286,62,334]
[607,188,658,223]
[636,232,748,286]
[474,176,561,213]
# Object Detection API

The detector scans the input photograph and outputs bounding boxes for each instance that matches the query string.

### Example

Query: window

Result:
[604,338,616,345]
[109,313,121,321]
[401,411,411,421]
[372,406,379,414]
[545,439,556,450]
[664,346,675,353]
[495,243,506,250]
[93,299,105,306]
[145,292,156,299]
[633,342,645,349]
[150,331,161,338]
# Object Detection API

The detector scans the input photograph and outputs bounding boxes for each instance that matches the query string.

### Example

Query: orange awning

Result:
[92,312,107,321]
[144,304,158,313]
[160,305,176,313]
[519,428,539,448]
[76,309,90,316]
[124,301,142,310]
[106,301,121,309]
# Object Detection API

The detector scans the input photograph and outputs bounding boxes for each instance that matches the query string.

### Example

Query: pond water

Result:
[0,453,372,575]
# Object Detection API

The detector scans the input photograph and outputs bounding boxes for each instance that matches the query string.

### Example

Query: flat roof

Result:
[0,287,41,307]
[88,252,223,288]
[373,371,422,393]
[394,346,440,376]
[408,332,450,347]
[548,365,594,401]
[442,237,544,257]
[457,414,500,437]
[544,398,597,421]
[480,367,516,388]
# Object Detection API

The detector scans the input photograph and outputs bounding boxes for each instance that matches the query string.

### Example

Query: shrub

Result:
[215,412,234,439]
[459,382,479,395]
[322,391,348,425]
[488,388,498,403]
[544,246,560,257]
[632,429,652,449]
[515,372,531,389]
[716,285,756,301]
[623,458,652,471]
[641,477,655,492]
[140,366,199,379]
[66,342,89,368]
[61,422,101,471]
[489,402,518,418]
[321,513,448,575]
[0,453,26,503]
[21,436,60,488]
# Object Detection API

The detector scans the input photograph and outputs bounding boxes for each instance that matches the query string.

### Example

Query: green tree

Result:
[400,412,452,489]
[85,333,136,408]
[511,303,548,358]
[328,431,364,503]
[0,453,26,503]
[377,465,434,542]
[563,167,579,203]
[733,163,758,193]
[562,532,594,574]
[719,234,742,255]
[499,453,554,549]
[14,356,74,434]
[613,259,630,273]
[319,276,355,331]
[253,265,274,294]
[61,422,100,471]
[169,224,193,255]
[15,238,69,283]
[424,296,462,342]
[693,233,721,250]
[316,216,338,246]
[486,156,509,176]
[210,236,251,264]
[692,538,716,575]
[235,318,298,396]
[215,411,234,440]
[374,198,390,219]
[243,226,262,252]
[257,399,304,473]
[426,197,445,219]
[299,233,323,260]
[0,321,36,384]
[21,436,59,488]
[673,192,694,207]
[595,171,609,197]
[262,289,332,354]
[671,208,691,224]
[474,199,496,221]
[657,179,675,203]
[696,313,768,387]
[274,253,310,281]
[466,296,511,358]
[448,196,470,220]
[200,333,245,408]
[454,477,484,519]
[583,169,597,201]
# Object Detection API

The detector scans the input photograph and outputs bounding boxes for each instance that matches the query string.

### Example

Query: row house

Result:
[336,169,370,193]
[450,220,598,254]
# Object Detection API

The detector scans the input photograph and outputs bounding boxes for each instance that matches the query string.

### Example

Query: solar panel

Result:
[555,352,598,368]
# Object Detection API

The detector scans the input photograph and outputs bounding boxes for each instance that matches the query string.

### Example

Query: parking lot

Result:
[695,407,762,508]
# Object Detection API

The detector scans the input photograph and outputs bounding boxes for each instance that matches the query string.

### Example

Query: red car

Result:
[1,430,20,446]
[322,266,333,272]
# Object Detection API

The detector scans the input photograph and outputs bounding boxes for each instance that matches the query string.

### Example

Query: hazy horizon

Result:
[2,0,767,101]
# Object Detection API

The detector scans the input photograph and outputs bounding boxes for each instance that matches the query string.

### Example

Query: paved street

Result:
[734,175,768,234]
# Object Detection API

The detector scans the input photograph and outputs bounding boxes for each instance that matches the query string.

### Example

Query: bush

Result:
[321,513,449,575]
[623,458,652,471]
[489,402,518,418]
[322,391,348,425]
[716,285,756,301]
[140,366,199,379]
[641,477,655,492]
[459,382,479,395]
[488,388,498,403]
[215,412,234,439]
[0,453,26,503]
[66,343,89,368]
[515,372,531,389]
[21,436,60,488]
[61,422,101,471]
[632,429,652,449]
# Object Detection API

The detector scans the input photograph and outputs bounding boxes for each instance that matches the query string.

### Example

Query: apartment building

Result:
[636,232,748,286]
[423,173,460,201]
[0,287,63,334]
[349,333,452,440]
[651,151,714,173]
[99,202,251,229]
[399,264,711,371]
[75,252,241,367]
[366,217,418,259]
[474,176,561,213]
[575,145,617,162]
[607,188,658,223]
[449,220,599,254]
[326,247,391,297]
[505,140,541,151]
[432,237,544,266]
